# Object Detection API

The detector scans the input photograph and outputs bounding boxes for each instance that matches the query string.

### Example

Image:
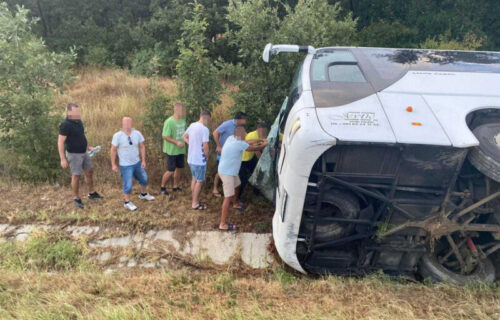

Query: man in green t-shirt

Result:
[161,102,186,195]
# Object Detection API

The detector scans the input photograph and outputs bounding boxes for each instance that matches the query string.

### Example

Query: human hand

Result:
[176,141,184,148]
[112,164,119,173]
[141,161,146,169]
[61,158,68,169]
[217,146,222,154]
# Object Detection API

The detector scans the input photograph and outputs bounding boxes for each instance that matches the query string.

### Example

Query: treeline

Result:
[6,0,499,75]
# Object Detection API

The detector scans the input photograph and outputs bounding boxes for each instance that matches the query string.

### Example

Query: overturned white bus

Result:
[257,44,500,284]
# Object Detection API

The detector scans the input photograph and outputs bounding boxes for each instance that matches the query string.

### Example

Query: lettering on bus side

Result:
[328,112,379,127]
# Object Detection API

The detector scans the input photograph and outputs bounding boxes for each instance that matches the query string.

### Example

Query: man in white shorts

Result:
[110,117,155,211]
[217,126,267,231]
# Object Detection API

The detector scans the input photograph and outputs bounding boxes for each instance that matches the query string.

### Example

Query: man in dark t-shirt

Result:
[58,103,102,208]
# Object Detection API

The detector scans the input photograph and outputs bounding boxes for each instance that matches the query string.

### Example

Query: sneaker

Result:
[74,198,84,209]
[124,201,137,211]
[139,193,155,201]
[160,188,169,195]
[88,192,103,199]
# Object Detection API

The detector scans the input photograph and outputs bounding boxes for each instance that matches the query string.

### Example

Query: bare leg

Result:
[140,184,147,194]
[233,186,242,208]
[190,177,196,193]
[213,173,221,194]
[161,171,174,188]
[83,169,95,194]
[173,168,182,189]
[124,193,130,202]
[219,196,232,229]
[72,175,80,199]
[192,181,204,208]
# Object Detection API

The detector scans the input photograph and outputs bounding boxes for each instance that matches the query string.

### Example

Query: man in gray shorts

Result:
[58,103,102,208]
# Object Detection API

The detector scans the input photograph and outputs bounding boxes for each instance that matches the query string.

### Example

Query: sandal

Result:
[233,204,247,211]
[212,191,222,198]
[218,224,237,231]
[173,187,182,192]
[192,203,207,210]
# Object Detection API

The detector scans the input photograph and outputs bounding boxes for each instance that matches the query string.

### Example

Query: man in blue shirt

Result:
[217,125,267,231]
[212,112,247,197]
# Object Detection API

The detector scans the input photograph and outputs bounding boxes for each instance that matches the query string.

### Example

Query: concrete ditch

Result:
[0,224,275,271]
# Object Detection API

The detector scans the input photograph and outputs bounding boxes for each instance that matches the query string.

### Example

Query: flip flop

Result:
[192,203,207,210]
[218,224,237,231]
[233,204,247,211]
[212,192,222,198]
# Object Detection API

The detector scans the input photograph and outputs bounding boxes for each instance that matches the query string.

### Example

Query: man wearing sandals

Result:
[183,110,211,210]
[218,126,267,231]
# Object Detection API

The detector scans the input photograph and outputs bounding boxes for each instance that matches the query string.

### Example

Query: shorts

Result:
[219,173,241,198]
[120,161,148,194]
[166,154,185,172]
[66,152,93,176]
[189,163,207,182]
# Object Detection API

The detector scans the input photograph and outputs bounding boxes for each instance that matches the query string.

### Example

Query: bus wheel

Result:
[469,123,500,182]
[304,190,360,242]
[418,232,496,285]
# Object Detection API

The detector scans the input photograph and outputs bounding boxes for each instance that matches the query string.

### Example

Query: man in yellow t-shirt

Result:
[238,123,269,201]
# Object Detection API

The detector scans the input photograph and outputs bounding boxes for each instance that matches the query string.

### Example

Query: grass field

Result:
[0,267,498,319]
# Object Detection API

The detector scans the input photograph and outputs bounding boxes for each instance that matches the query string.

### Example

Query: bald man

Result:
[111,117,154,211]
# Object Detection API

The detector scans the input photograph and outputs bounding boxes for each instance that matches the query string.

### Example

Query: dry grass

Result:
[0,178,273,233]
[0,268,497,319]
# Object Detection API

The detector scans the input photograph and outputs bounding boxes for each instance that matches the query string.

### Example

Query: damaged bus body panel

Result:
[253,44,500,283]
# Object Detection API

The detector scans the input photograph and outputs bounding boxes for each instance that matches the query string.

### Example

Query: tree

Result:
[175,2,221,122]
[0,3,74,182]
[226,0,357,127]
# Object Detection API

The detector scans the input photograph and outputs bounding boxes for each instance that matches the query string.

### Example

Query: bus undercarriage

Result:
[297,144,500,283]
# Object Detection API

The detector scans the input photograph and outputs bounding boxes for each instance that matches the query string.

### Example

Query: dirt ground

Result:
[0,178,274,233]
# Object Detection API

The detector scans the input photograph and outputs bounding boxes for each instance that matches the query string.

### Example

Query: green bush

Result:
[0,4,74,183]
[84,46,112,66]
[176,2,221,122]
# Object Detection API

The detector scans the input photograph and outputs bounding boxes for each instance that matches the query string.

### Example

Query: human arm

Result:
[203,142,209,161]
[246,139,267,152]
[163,135,184,148]
[213,129,222,154]
[110,145,118,172]
[58,135,68,168]
[182,132,189,145]
[139,141,146,168]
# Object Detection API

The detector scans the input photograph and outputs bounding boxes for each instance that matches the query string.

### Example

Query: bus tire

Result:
[469,123,500,182]
[304,190,360,242]
[418,254,496,285]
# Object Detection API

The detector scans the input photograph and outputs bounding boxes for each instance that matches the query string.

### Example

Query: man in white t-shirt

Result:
[183,110,211,210]
[110,117,155,211]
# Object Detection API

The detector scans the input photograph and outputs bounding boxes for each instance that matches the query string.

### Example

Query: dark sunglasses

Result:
[128,136,133,145]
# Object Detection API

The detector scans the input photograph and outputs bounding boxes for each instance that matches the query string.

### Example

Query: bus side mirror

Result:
[262,43,273,63]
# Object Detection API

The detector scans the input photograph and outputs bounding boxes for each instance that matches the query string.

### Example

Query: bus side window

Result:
[280,63,303,133]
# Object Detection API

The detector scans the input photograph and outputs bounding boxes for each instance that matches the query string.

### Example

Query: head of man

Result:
[234,111,247,127]
[257,122,269,139]
[67,103,81,120]
[200,110,211,126]
[234,125,247,140]
[122,116,133,133]
[173,102,184,119]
